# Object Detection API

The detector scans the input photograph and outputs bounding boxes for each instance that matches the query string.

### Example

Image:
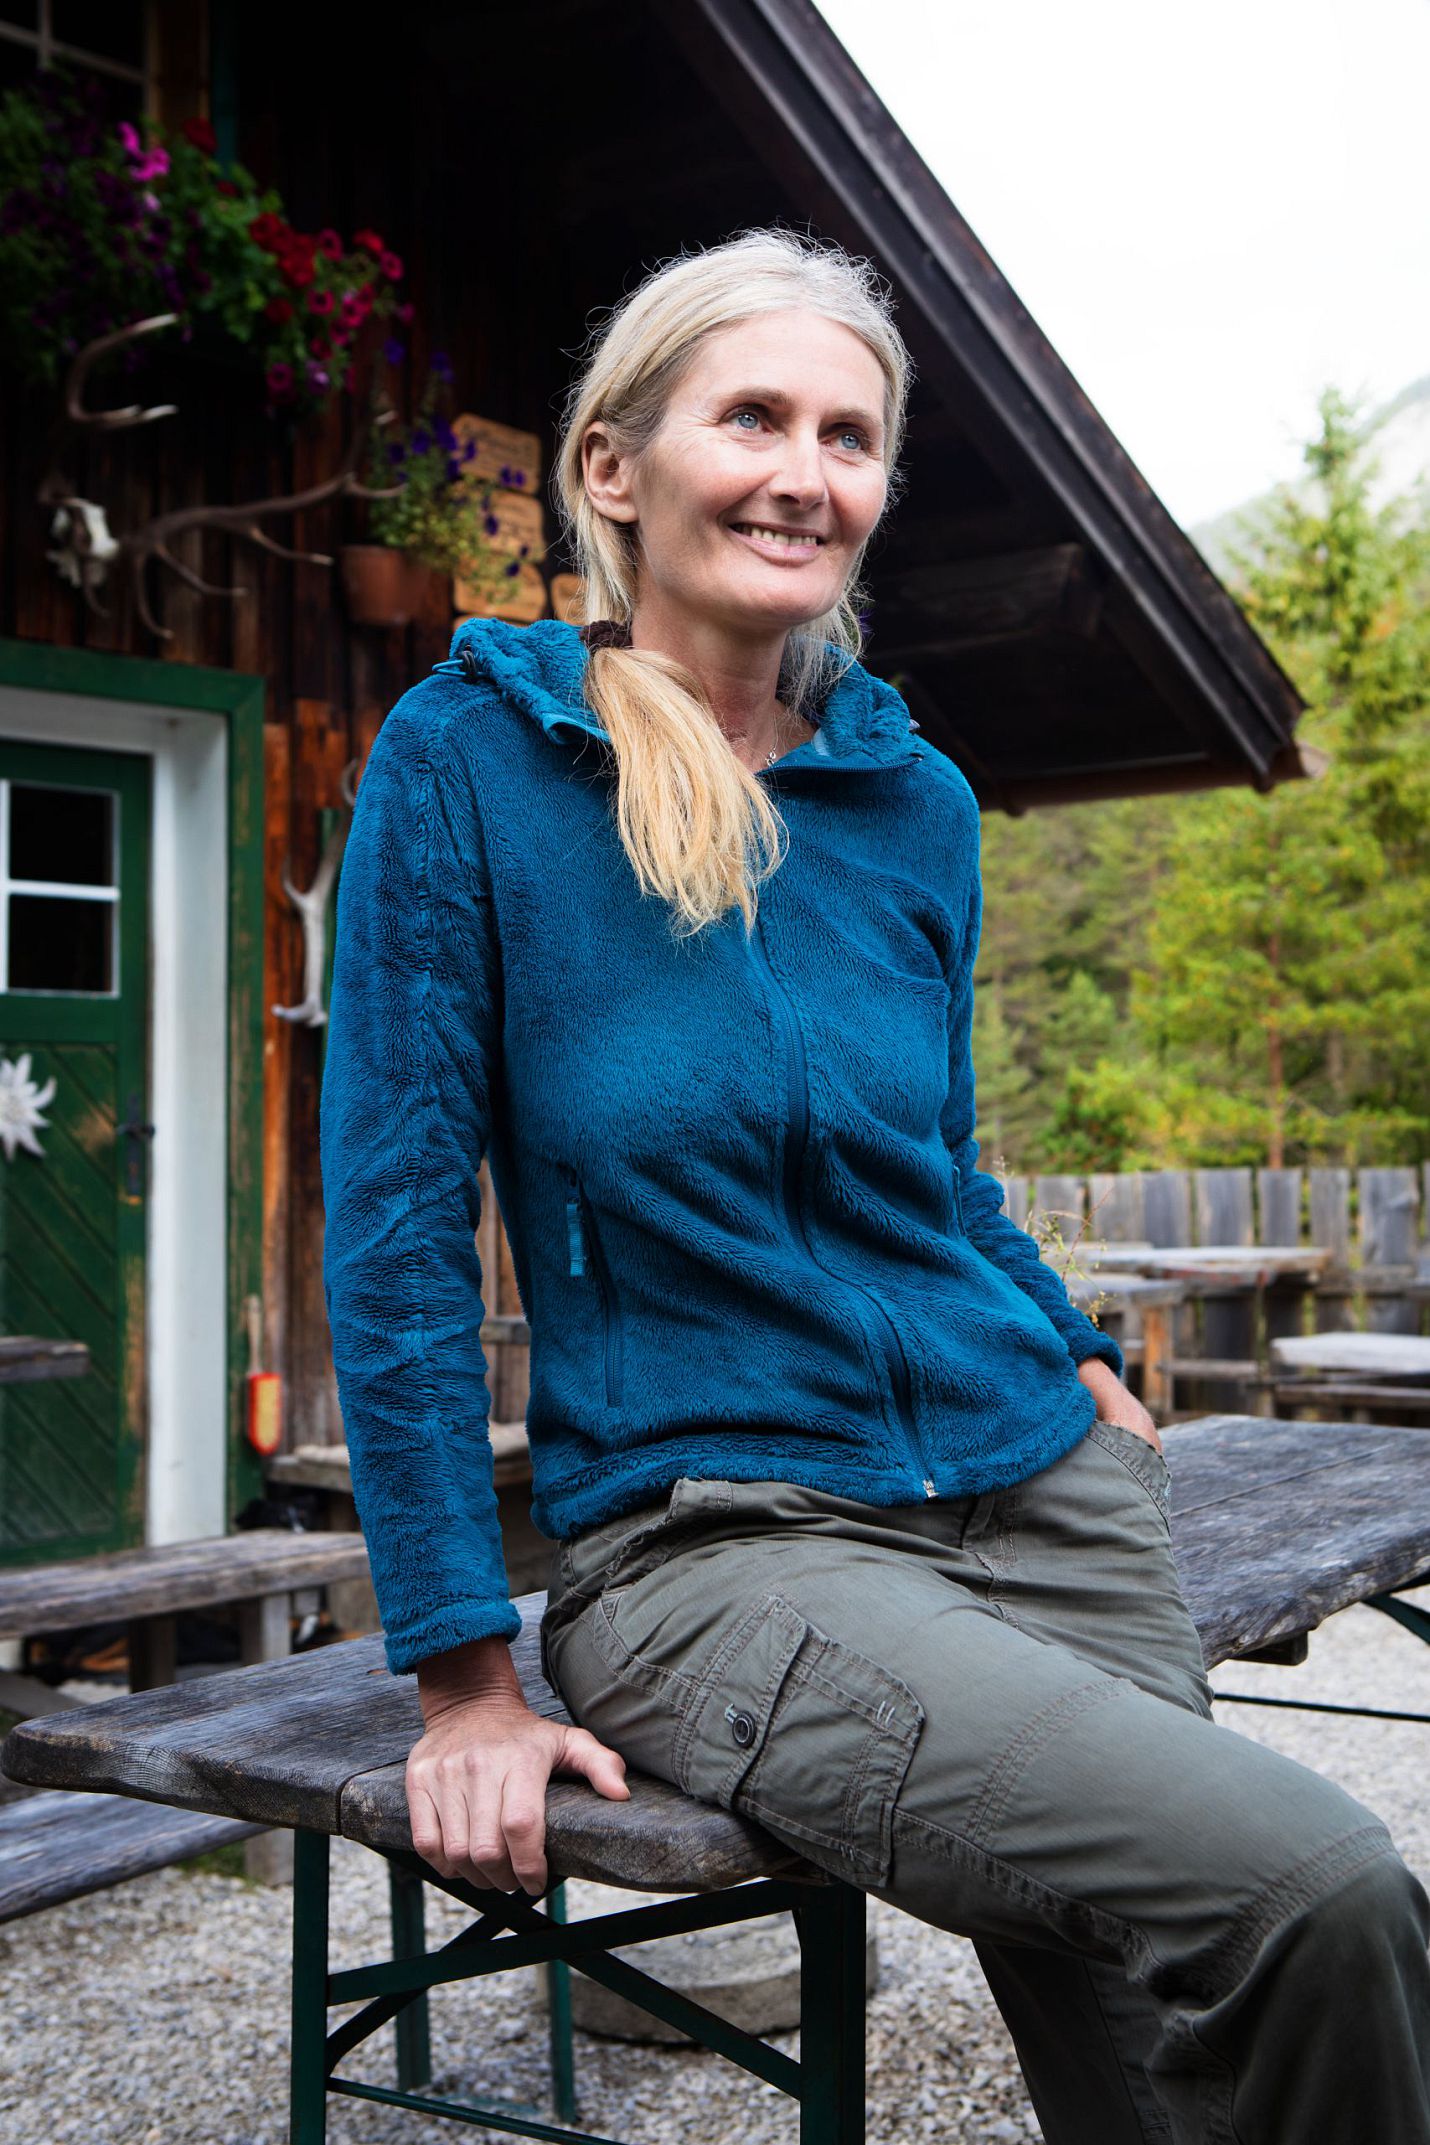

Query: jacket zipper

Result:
[746,918,937,1499]
[951,1164,967,1235]
[566,1174,624,1407]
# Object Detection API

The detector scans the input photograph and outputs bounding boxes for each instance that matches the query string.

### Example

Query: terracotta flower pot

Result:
[339,544,434,628]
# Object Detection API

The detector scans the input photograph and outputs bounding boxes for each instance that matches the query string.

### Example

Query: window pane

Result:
[9,784,116,888]
[8,895,115,993]
[52,0,145,66]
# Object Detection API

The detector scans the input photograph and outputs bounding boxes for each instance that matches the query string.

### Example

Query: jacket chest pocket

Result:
[565,1172,624,1407]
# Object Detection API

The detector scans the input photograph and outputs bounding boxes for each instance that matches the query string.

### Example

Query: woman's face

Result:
[586,308,891,640]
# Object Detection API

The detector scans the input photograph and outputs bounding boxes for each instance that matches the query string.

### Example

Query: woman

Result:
[320,230,1430,2142]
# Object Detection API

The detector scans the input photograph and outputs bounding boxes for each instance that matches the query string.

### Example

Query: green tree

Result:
[1132,388,1430,1165]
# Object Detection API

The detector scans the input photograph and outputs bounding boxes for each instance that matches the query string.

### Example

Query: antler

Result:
[63,313,182,428]
[40,313,408,639]
[273,760,361,1028]
[121,412,404,639]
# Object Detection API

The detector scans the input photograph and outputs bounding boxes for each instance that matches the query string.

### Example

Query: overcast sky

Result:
[815,0,1430,529]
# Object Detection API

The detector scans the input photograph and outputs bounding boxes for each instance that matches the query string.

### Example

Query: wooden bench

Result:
[0,1526,374,1883]
[5,1415,1430,2144]
[0,1787,262,1923]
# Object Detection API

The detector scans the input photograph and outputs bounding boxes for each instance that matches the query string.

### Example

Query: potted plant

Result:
[341,356,517,627]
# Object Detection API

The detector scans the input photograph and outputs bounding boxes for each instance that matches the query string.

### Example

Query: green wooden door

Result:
[0,741,151,1566]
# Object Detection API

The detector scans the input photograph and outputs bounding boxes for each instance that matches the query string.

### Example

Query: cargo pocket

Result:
[671,1593,924,1888]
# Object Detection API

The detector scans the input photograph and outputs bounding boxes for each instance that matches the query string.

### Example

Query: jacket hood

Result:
[435,616,926,773]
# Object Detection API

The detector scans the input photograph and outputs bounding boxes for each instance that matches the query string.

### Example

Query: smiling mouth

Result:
[728,522,828,552]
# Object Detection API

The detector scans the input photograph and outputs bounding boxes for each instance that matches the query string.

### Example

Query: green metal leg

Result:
[387,1861,432,2091]
[795,1883,866,2144]
[545,1880,577,2125]
[290,1828,331,2145]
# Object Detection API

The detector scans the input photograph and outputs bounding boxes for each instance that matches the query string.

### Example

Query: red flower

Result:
[264,296,294,324]
[307,287,335,316]
[310,334,331,360]
[181,115,217,155]
[281,257,315,289]
[216,177,237,197]
[379,250,404,280]
[316,228,343,260]
[353,228,385,257]
[249,211,282,248]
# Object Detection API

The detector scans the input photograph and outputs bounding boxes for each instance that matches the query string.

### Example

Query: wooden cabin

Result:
[0,0,1308,1582]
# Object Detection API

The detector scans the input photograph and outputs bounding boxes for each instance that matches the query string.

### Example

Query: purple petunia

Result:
[383,337,405,365]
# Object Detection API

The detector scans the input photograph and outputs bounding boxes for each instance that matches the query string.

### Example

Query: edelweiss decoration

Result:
[0,1054,57,1162]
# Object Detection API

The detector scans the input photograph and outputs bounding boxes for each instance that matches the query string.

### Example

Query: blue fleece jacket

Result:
[319,618,1122,1674]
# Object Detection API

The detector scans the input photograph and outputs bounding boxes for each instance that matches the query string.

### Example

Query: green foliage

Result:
[366,371,514,589]
[975,387,1430,1173]
[1133,388,1430,1165]
[0,66,402,414]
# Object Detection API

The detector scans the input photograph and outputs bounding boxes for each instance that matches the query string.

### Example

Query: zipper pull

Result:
[566,1196,586,1278]
[923,1478,937,1500]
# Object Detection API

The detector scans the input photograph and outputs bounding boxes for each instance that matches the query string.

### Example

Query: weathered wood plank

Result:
[0,1337,91,1384]
[1165,1417,1430,1661]
[1088,1172,1145,1243]
[0,1789,262,1923]
[8,1422,1430,1893]
[1140,1171,1193,1248]
[0,1529,371,1640]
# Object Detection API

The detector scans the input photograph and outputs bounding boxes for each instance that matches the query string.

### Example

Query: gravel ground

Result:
[3,1587,1430,2145]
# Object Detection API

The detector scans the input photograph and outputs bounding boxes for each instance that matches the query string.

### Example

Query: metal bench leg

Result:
[387,1861,432,2091]
[546,1879,577,2124]
[290,1828,330,2145]
[796,1882,866,2144]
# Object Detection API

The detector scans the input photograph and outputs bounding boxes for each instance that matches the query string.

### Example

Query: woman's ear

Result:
[583,423,639,527]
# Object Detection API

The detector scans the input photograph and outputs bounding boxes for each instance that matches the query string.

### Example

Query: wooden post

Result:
[127,1614,177,1692]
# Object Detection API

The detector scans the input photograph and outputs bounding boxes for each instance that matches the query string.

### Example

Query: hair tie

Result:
[580,620,633,652]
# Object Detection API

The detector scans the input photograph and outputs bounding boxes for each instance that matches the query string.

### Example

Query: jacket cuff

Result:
[1066,1324,1126,1382]
[381,1597,525,1678]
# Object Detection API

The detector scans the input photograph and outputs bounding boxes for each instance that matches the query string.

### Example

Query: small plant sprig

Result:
[365,359,527,597]
[1004,1157,1114,1333]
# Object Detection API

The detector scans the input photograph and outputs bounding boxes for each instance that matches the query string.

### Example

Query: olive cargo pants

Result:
[541,1420,1430,2143]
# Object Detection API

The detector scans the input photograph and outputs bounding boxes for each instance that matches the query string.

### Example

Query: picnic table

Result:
[0,1336,91,1384]
[1080,1246,1335,1415]
[1271,1332,1430,1423]
[0,1528,376,1881]
[1065,1273,1187,1418]
[5,1413,1430,2143]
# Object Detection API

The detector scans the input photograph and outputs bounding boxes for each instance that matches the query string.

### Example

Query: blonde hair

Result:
[553,229,912,938]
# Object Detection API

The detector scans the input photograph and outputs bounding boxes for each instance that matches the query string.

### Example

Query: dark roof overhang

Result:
[663,0,1311,812]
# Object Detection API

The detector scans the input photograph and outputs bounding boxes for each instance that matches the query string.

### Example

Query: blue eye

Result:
[836,428,867,452]
[731,409,762,430]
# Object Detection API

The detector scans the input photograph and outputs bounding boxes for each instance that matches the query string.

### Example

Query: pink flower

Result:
[117,121,141,154]
[379,250,404,280]
[134,146,169,181]
[266,361,295,394]
[395,300,415,325]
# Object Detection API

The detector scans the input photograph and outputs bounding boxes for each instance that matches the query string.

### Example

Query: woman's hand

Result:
[409,1636,630,1896]
[1076,1356,1163,1457]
